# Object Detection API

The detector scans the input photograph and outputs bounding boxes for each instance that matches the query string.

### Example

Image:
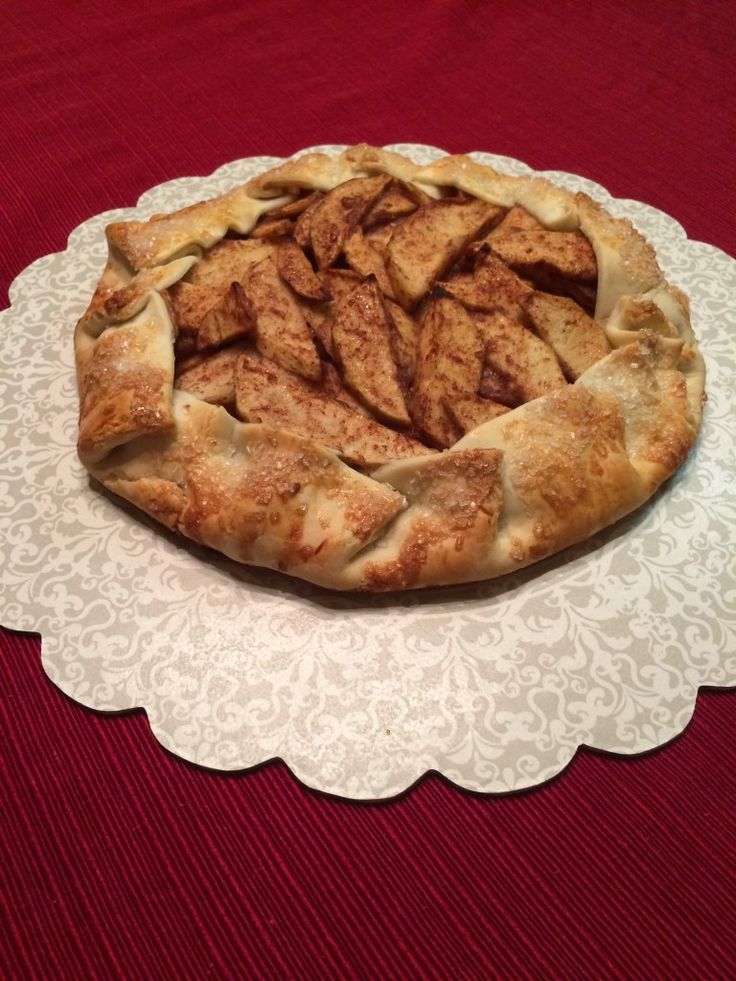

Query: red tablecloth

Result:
[2,2,735,977]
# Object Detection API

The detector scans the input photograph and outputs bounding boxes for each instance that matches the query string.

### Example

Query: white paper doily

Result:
[1,144,734,799]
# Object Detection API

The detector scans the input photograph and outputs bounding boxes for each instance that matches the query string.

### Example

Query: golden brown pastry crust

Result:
[75,146,705,590]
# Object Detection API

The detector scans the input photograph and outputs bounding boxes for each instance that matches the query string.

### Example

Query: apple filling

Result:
[170,176,607,468]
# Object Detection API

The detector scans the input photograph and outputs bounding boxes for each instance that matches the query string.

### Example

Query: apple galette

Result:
[74,146,705,590]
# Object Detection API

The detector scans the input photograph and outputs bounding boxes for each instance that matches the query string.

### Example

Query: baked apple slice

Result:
[363,223,396,259]
[295,269,365,359]
[168,281,253,355]
[299,300,334,359]
[266,189,324,221]
[309,175,392,268]
[234,352,428,468]
[484,204,544,238]
[174,342,248,406]
[411,292,486,447]
[343,228,397,300]
[321,362,371,415]
[186,238,273,288]
[489,228,598,282]
[440,246,531,319]
[276,240,328,301]
[384,299,419,383]
[476,364,525,407]
[294,192,325,250]
[524,291,611,380]
[386,199,501,308]
[361,180,421,228]
[332,278,411,427]
[241,254,322,382]
[475,312,567,402]
[445,394,509,435]
[249,217,296,240]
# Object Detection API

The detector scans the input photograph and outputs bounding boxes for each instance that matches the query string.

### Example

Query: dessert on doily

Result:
[74,145,705,590]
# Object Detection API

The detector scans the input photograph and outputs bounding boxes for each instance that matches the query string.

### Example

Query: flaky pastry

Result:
[75,146,705,590]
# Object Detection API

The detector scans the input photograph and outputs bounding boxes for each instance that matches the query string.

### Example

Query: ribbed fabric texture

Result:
[2,1,735,977]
